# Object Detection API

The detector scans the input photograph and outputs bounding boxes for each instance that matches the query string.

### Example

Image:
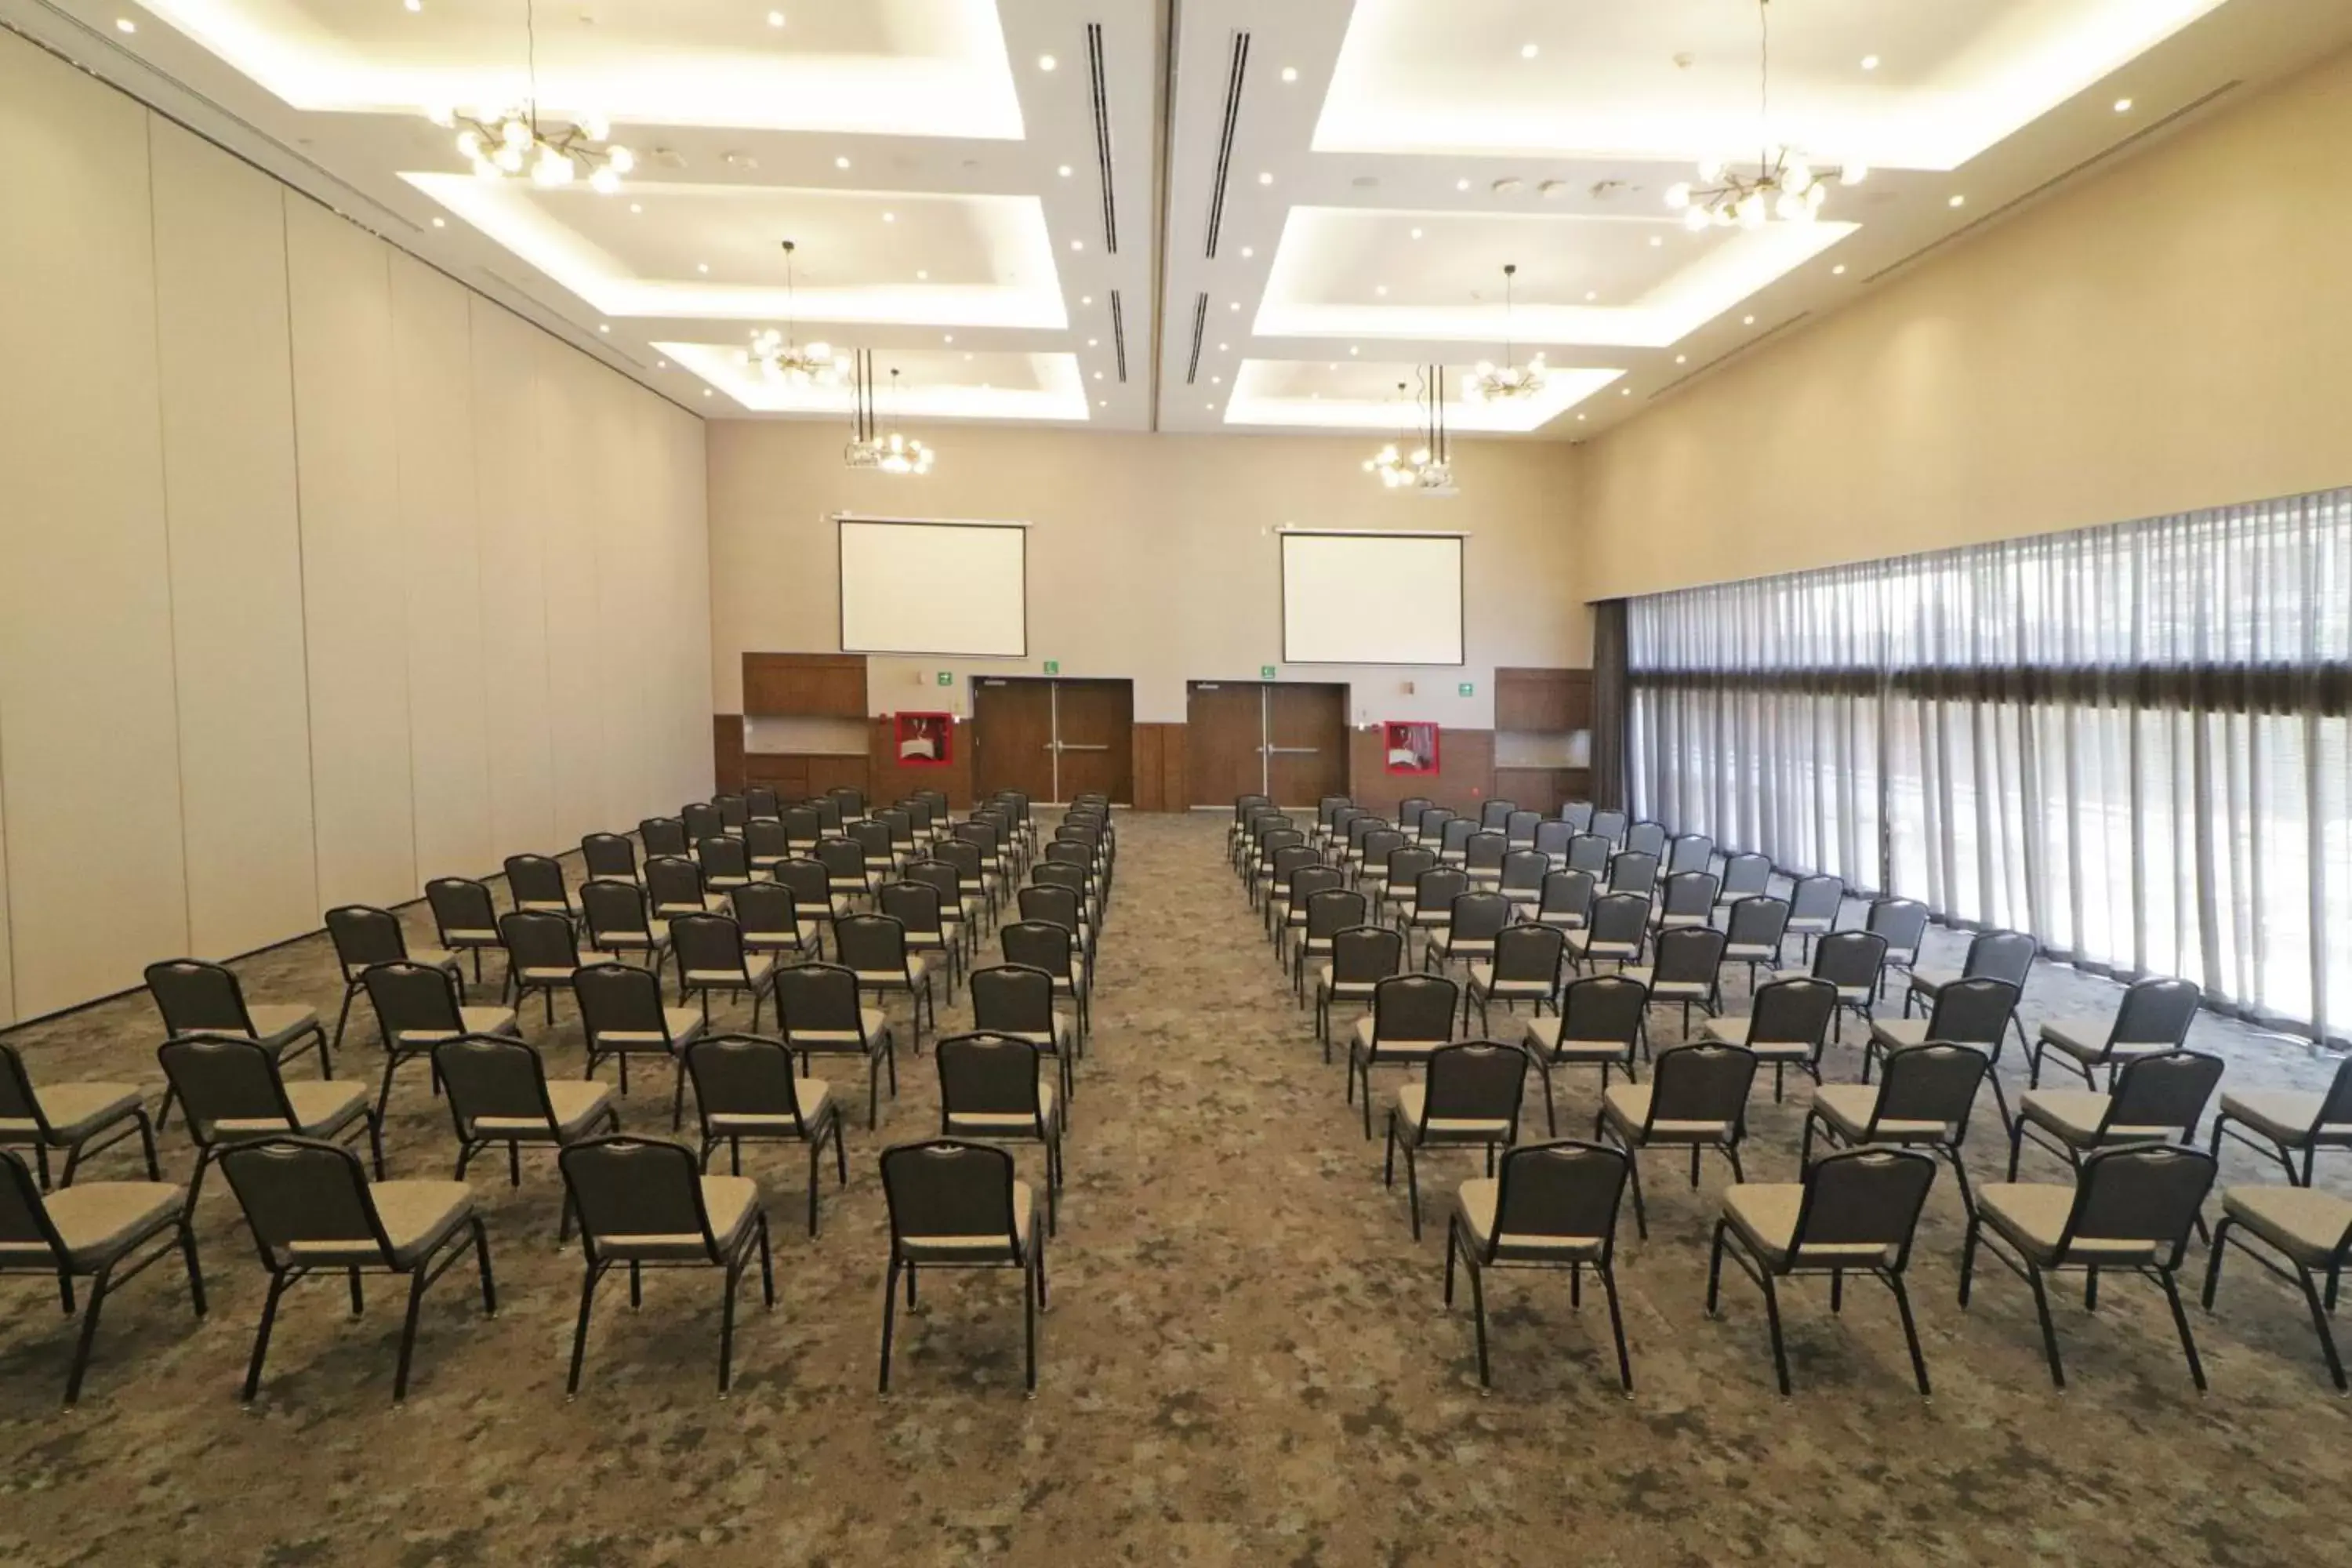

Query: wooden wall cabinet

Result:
[1494,667,1593,734]
[742,652,868,717]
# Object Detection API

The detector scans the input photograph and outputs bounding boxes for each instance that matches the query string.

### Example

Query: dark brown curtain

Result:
[1588,597,1629,810]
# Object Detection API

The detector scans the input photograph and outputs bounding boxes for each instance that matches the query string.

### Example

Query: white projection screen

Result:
[1280,531,1465,665]
[837,517,1028,656]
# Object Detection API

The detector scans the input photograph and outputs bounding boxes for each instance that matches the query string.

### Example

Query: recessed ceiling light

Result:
[1230,302,1240,311]
[431,216,445,227]
[1211,376,1221,385]
[702,389,712,397]
[943,334,954,343]
[1087,337,1098,347]
[1675,354,1686,364]
[627,202,642,214]
[1081,294,1093,305]
[964,353,972,361]
[1348,346,1359,355]
[1098,399,1105,408]
[1375,285,1388,296]
[1410,227,1423,240]
[1038,54,1057,71]
[1281,66,1298,83]
[1240,246,1254,259]
[834,156,850,170]
[1058,165,1073,177]
[767,9,785,26]
[657,359,667,368]
[1258,172,1273,185]
[1206,402,1214,410]
[916,269,927,280]
[1519,42,1539,59]
[1094,372,1103,380]
[1742,314,1755,324]
[1217,343,1228,352]
[1455,178,1471,191]
[1584,290,1597,301]
[1577,413,1586,421]
[1620,387,1630,395]
[883,212,895,223]
[1491,177,1523,194]
[1648,235,1663,247]
[1069,238,1083,251]
[1948,194,1966,208]
[697,263,710,274]
[2114,97,2134,113]
[1831,263,1846,275]
[597,324,609,332]
[1860,54,1879,71]
[405,0,423,11]
[114,16,136,31]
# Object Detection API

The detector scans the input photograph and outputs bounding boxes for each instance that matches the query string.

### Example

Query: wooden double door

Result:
[1188,681,1349,808]
[972,677,1134,804]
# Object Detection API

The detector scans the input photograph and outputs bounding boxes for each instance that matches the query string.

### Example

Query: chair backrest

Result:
[1482,1140,1628,1262]
[904,859,964,915]
[571,960,672,1039]
[1534,819,1575,860]
[145,958,254,1036]
[881,1140,1023,1257]
[504,853,570,909]
[1232,793,1272,823]
[1606,851,1658,898]
[1657,871,1719,919]
[1866,895,1929,953]
[773,962,866,1036]
[1724,895,1791,951]
[1810,929,1889,990]
[1785,1149,1937,1270]
[1497,849,1550,899]
[1343,815,1386,855]
[220,1137,394,1268]
[1558,974,1648,1047]
[671,912,749,978]
[1480,925,1556,987]
[1559,800,1596,833]
[561,1137,725,1262]
[681,802,725,842]
[1256,828,1305,862]
[426,877,499,942]
[876,808,916,849]
[325,905,408,977]
[815,837,869,880]
[1416,808,1457,847]
[1015,883,1081,935]
[779,806,823,847]
[1000,920,1073,977]
[936,1033,1049,1127]
[0,1150,71,1269]
[499,909,579,973]
[639,817,691,857]
[1270,844,1320,894]
[1288,866,1345,909]
[1032,860,1092,902]
[2318,1056,2352,1131]
[156,1033,292,1138]
[1330,924,1405,985]
[743,819,791,863]
[849,820,894,859]
[1719,852,1772,898]
[1537,869,1596,920]
[1446,891,1514,942]
[770,858,832,911]
[1479,799,1515,830]
[836,913,910,974]
[1744,975,1838,1048]
[815,795,846,833]
[1439,818,1477,856]
[684,1035,808,1134]
[744,786,782,819]
[1651,925,1727,985]
[1357,829,1406,867]
[728,880,800,939]
[434,1033,560,1135]
[1504,810,1541,848]
[714,793,750,830]
[362,960,466,1040]
[1872,1044,1990,1137]
[1962,929,2037,985]
[1666,833,1715,877]
[1788,873,1843,924]
[1924,977,2020,1047]
[1385,846,1438,887]
[2111,977,2203,1048]
[2104,1050,2226,1135]
[644,855,710,913]
[1425,1040,1530,1125]
[581,833,638,881]
[2061,1145,2218,1265]
[1397,797,1434,831]
[1463,831,1509,872]
[1584,891,1650,947]
[1303,887,1370,941]
[1623,820,1667,859]
[931,838,987,891]
[1370,974,1460,1045]
[969,964,1056,1035]
[1643,1044,1758,1131]
[880,880,948,935]
[1564,833,1612,875]
[580,877,655,945]
[0,1044,44,1130]
[1410,867,1470,916]
[1588,808,1628,844]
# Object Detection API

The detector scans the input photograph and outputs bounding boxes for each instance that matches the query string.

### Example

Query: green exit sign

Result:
[1261,665,1277,680]
[935,670,953,687]
[1043,659,1060,675]
[1457,681,1475,697]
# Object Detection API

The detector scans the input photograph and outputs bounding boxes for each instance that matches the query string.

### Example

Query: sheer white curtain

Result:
[1628,488,2351,1046]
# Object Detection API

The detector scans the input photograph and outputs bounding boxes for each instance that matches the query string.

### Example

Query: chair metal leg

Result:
[1466,1254,1491,1388]
[1403,1142,1422,1241]
[394,1266,432,1402]
[2294,1263,2348,1392]
[1443,1215,1459,1306]
[878,1258,901,1394]
[717,1258,742,1395]
[1759,1270,1791,1396]
[176,1214,208,1317]
[1024,1246,1039,1396]
[1889,1272,1930,1397]
[2025,1263,2065,1388]
[62,1267,114,1406]
[243,1273,291,1403]
[1706,1221,1728,1313]
[566,1263,601,1396]
[2158,1269,2207,1392]
[1599,1262,1634,1395]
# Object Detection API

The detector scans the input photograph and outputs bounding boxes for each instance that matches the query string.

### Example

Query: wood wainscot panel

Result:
[743,652,869,717]
[1131,723,1188,811]
[1492,766,1594,815]
[1347,727,1497,818]
[1494,667,1593,734]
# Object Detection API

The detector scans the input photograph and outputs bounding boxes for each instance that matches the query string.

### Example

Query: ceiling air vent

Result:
[1086,22,1119,254]
[1203,29,1250,259]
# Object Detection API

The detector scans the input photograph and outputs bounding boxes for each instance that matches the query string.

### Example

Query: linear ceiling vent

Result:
[1086,22,1119,254]
[1185,292,1209,384]
[1203,29,1250,259]
[1110,289,1129,382]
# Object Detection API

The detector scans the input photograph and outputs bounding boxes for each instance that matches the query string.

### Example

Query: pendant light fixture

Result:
[746,241,843,384]
[1465,264,1545,403]
[426,0,633,192]
[844,353,935,476]
[1363,380,1417,488]
[1664,0,1864,230]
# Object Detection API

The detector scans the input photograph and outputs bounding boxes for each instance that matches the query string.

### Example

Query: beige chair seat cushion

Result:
[708,1078,833,1136]
[1452,1177,1604,1261]
[1700,1017,1810,1060]
[792,1009,890,1050]
[33,1181,184,1270]
[1771,967,1868,1002]
[742,920,823,949]
[287,1179,473,1268]
[1352,1018,1445,1060]
[597,1175,761,1261]
[6,1082,143,1143]
[518,964,581,983]
[855,956,930,989]
[1394,1082,1513,1143]
[442,927,500,945]
[1975,1181,2158,1264]
[1566,931,1639,957]
[2017,1090,2177,1145]
[1722,1182,1898,1269]
[898,1179,1035,1263]
[685,954,775,990]
[1602,1083,1733,1144]
[1620,965,1708,1000]
[215,1079,370,1138]
[245,1004,321,1047]
[595,1009,706,1048]
[412,947,462,971]
[1430,933,1496,958]
[1907,967,1962,997]
[1810,1083,1953,1142]
[2038,1017,2169,1065]
[2220,1091,2351,1147]
[394,1006,521,1047]
[2222,1185,2352,1268]
[946,1080,1059,1135]
[472,1079,616,1138]
[600,921,668,949]
[1869,1018,1932,1051]
[1653,912,1711,930]
[1467,963,1552,997]
[1315,964,1379,1000]
[1523,1016,1630,1063]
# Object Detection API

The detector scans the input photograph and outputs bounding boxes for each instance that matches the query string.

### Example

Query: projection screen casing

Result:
[837,517,1029,656]
[1280,531,1466,665]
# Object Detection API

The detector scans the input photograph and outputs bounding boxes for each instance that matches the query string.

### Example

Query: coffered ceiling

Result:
[8,0,2350,441]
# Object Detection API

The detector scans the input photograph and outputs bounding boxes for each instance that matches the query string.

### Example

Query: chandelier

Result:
[426,1,633,192]
[844,354,935,476]
[1465,264,1544,404]
[1361,367,1454,495]
[746,241,842,385]
[1663,0,1864,230]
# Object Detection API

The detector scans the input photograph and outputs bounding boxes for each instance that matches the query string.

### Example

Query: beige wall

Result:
[708,424,1584,726]
[1577,48,2352,600]
[0,31,712,1024]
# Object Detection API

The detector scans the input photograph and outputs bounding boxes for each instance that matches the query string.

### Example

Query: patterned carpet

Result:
[2,811,2349,1566]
